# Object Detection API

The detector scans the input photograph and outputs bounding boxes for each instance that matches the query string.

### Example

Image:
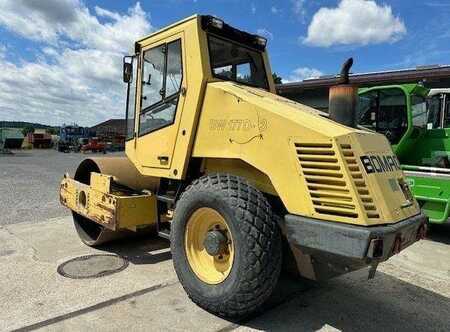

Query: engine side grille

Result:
[295,142,358,219]
[340,144,380,219]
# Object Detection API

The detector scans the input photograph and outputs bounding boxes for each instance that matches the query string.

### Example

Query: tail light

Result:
[392,236,402,254]
[417,224,427,240]
[372,238,384,258]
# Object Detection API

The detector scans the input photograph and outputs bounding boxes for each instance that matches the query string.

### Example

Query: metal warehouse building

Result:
[277,65,450,111]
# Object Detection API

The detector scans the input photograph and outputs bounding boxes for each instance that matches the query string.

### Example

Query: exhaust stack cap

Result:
[329,57,357,128]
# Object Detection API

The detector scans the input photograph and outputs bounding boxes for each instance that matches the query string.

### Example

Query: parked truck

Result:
[58,125,90,152]
[0,128,24,150]
[357,83,450,224]
[26,129,52,149]
[60,15,426,318]
[80,137,106,153]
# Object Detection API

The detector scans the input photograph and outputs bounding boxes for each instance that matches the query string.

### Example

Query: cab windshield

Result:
[411,95,427,128]
[357,88,408,145]
[208,35,269,90]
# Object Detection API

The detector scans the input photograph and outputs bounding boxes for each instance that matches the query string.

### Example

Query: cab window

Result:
[126,56,138,140]
[357,88,408,144]
[411,95,427,128]
[139,39,183,136]
[427,95,441,129]
[208,35,268,90]
[444,97,450,127]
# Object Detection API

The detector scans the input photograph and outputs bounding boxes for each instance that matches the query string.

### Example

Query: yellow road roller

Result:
[60,15,427,318]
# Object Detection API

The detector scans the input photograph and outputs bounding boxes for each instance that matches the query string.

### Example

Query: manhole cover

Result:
[57,254,129,279]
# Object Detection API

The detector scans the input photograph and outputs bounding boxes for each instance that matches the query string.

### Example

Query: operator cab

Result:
[121,15,274,178]
[357,85,428,146]
[427,89,450,129]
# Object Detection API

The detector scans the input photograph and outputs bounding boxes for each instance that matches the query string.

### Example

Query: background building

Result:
[277,65,450,111]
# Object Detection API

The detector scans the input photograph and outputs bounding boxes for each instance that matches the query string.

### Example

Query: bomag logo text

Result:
[360,155,401,174]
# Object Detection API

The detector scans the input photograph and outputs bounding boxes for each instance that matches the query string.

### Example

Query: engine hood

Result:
[192,81,421,226]
[212,81,359,138]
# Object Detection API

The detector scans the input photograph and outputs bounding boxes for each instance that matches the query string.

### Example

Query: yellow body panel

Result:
[191,82,420,225]
[60,173,157,231]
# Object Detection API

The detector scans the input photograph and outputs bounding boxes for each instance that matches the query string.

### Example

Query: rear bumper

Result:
[284,212,427,262]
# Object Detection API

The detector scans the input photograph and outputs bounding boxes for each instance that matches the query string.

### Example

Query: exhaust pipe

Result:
[329,58,358,128]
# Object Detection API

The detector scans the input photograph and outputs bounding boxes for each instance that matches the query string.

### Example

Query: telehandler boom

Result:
[60,15,427,318]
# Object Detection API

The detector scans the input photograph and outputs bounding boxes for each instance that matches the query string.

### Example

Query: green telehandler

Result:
[357,84,450,224]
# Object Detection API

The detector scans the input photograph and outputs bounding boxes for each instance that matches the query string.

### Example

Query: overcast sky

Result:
[1,0,449,126]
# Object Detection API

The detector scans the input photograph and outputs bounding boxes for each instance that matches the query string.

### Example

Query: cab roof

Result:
[134,15,267,54]
[359,83,429,98]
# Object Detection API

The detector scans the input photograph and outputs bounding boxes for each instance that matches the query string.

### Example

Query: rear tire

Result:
[171,174,282,318]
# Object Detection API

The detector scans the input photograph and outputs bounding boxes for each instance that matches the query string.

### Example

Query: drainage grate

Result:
[57,254,129,279]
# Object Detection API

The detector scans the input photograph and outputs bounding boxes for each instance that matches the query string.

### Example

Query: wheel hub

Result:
[184,207,234,284]
[203,230,228,256]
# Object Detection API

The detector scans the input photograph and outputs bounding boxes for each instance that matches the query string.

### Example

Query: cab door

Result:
[135,33,185,169]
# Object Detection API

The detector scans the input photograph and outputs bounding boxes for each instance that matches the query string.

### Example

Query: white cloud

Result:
[42,47,59,57]
[256,28,274,41]
[283,67,324,83]
[304,0,406,47]
[0,0,80,44]
[0,45,6,59]
[0,1,152,126]
[251,3,257,14]
[271,6,279,14]
[292,0,307,21]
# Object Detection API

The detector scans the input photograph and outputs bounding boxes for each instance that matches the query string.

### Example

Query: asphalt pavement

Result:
[0,149,122,226]
[0,149,449,331]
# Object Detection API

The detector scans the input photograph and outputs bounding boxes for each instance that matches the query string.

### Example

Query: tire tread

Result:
[172,173,282,318]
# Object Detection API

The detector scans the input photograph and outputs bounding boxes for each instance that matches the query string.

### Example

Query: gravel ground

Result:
[0,149,123,226]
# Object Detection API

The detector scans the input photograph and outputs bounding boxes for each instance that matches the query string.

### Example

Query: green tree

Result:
[22,125,34,136]
[272,72,282,84]
[47,127,58,135]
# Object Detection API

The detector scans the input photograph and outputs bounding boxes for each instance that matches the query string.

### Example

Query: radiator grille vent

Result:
[295,142,358,219]
[340,144,380,219]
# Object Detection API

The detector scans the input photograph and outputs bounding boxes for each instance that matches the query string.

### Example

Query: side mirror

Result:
[123,56,133,83]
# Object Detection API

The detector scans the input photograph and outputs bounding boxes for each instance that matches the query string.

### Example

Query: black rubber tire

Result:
[171,174,282,318]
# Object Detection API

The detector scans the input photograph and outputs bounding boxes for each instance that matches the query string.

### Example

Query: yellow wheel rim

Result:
[185,207,234,284]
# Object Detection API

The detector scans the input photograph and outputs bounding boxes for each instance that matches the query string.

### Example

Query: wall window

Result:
[139,39,183,136]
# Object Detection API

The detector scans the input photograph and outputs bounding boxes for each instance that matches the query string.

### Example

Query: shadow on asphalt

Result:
[0,150,32,157]
[66,224,449,331]
[237,271,450,332]
[97,235,172,266]
[427,223,450,245]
